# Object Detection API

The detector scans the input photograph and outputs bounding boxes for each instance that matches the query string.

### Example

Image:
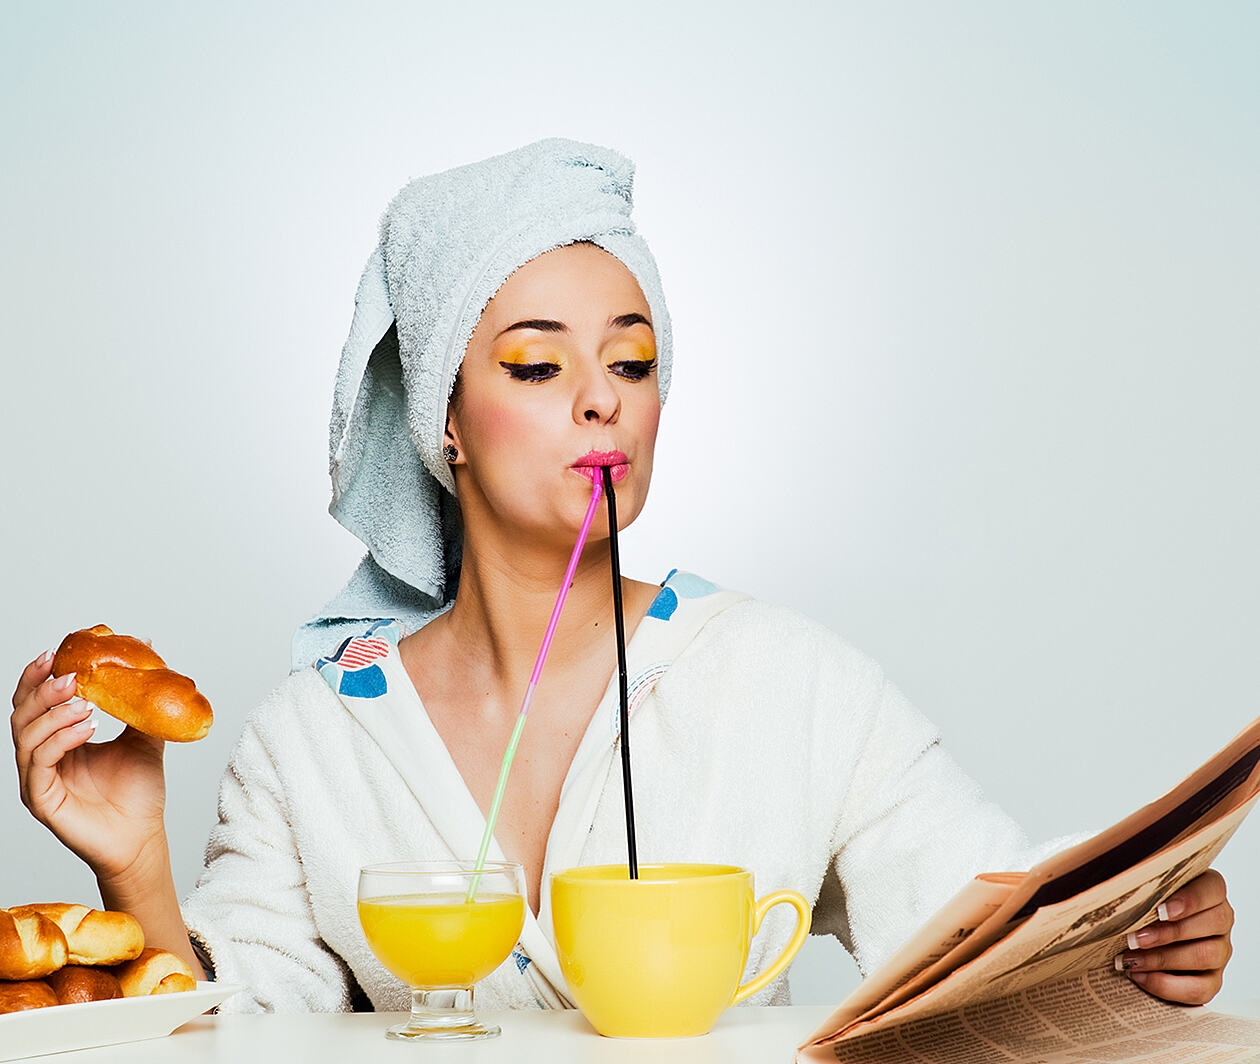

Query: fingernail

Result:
[1114,954,1141,971]
[69,698,91,718]
[76,717,97,735]
[37,649,54,666]
[1159,899,1185,921]
[54,672,77,692]
[1128,929,1156,949]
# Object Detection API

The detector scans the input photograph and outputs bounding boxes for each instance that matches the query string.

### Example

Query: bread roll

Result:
[52,625,212,742]
[0,979,59,1014]
[46,964,123,1004]
[7,904,143,967]
[113,948,197,996]
[0,910,68,981]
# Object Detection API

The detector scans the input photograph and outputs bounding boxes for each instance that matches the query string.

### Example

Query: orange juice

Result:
[358,893,525,988]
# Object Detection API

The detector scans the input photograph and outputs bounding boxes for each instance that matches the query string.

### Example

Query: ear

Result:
[443,412,464,465]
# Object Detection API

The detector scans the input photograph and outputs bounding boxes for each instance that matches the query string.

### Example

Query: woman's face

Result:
[447,242,661,549]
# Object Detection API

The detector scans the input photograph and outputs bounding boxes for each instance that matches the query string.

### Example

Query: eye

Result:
[610,358,657,382]
[500,361,561,383]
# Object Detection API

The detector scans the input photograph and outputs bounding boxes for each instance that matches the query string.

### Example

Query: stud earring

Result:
[442,444,458,463]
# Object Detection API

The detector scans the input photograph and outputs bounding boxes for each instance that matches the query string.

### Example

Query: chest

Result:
[424,691,602,915]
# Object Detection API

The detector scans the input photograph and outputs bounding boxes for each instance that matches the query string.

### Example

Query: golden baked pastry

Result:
[0,910,68,981]
[113,947,197,996]
[46,964,123,1004]
[7,904,143,967]
[52,625,213,742]
[0,979,59,1014]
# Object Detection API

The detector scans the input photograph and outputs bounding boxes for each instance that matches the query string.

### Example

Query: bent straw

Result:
[601,466,639,879]
[466,473,604,902]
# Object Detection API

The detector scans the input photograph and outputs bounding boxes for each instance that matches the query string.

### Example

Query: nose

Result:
[572,357,621,426]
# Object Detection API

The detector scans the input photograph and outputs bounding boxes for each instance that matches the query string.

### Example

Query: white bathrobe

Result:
[180,571,1075,1013]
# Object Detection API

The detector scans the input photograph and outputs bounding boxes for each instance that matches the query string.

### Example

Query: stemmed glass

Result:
[358,860,527,1041]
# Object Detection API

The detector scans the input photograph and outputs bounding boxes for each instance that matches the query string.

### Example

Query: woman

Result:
[10,138,1235,1013]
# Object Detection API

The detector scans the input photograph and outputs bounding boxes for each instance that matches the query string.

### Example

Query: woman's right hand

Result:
[10,649,168,884]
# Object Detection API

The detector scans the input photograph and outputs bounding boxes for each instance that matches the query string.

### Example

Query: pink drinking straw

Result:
[467,473,605,900]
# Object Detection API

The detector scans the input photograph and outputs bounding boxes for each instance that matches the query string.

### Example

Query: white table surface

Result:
[15,1001,1260,1063]
[14,1005,834,1063]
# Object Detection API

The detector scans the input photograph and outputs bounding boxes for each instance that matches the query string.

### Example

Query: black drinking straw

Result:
[601,465,639,879]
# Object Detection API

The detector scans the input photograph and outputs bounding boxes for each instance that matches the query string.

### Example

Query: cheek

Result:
[635,397,662,451]
[631,402,661,482]
[478,405,521,448]
[646,403,661,440]
[463,398,541,453]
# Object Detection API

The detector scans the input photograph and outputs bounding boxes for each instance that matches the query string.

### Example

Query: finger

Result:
[11,648,57,710]
[1117,936,1231,974]
[11,671,80,738]
[16,698,94,777]
[1129,968,1222,1006]
[1126,904,1235,950]
[1159,869,1227,921]
[23,714,97,815]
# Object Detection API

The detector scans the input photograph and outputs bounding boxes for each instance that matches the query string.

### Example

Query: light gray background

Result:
[2,2,1256,1005]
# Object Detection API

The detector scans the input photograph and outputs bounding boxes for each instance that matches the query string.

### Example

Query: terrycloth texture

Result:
[290,547,457,676]
[183,573,1086,1013]
[296,138,673,671]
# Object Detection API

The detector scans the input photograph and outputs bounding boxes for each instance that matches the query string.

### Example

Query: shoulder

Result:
[651,570,864,651]
[255,665,342,719]
[654,574,891,720]
[234,617,408,756]
[681,591,884,688]
[228,667,347,770]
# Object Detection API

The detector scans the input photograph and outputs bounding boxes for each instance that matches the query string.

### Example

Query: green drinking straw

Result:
[466,473,605,902]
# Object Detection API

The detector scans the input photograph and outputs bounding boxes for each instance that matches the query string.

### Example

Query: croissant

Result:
[0,910,68,981]
[7,904,143,967]
[52,625,212,742]
[112,947,197,996]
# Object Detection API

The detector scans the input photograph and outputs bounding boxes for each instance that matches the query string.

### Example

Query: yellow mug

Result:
[549,863,812,1038]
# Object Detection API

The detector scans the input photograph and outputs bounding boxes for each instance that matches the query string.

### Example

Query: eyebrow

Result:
[494,313,652,339]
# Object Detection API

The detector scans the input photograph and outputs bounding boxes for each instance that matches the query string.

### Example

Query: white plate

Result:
[0,982,243,1061]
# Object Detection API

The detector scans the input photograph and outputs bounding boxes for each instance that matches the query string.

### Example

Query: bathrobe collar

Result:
[313,570,749,1004]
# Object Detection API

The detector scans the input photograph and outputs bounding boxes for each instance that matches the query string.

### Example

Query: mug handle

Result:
[730,889,812,1005]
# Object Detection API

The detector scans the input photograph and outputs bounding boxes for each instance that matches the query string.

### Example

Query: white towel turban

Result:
[292,137,674,670]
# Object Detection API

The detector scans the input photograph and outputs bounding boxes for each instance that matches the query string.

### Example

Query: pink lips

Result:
[571,450,629,484]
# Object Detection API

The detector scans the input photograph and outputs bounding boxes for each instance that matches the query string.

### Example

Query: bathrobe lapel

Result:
[320,572,749,1007]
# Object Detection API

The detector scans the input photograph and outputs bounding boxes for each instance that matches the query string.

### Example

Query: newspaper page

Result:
[811,875,1021,1037]
[804,796,1255,1050]
[799,966,1260,1064]
[829,716,1260,1032]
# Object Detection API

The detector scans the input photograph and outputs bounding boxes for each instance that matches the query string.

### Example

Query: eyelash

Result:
[499,361,560,382]
[612,358,657,382]
[498,358,657,384]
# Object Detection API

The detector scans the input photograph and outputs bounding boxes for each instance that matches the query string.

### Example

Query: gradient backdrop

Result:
[2,1,1257,1005]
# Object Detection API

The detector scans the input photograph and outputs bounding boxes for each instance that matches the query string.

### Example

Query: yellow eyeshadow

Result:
[608,342,656,363]
[496,346,565,365]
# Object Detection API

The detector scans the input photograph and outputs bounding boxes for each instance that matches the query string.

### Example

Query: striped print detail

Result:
[610,662,670,738]
[334,637,391,670]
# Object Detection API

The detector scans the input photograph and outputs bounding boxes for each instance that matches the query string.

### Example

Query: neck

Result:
[444,525,623,697]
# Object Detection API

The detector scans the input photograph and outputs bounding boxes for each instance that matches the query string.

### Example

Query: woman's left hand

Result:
[1116,868,1234,1005]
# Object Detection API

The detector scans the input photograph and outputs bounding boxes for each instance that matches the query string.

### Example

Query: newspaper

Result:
[798,715,1260,1063]
[806,968,1260,1064]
